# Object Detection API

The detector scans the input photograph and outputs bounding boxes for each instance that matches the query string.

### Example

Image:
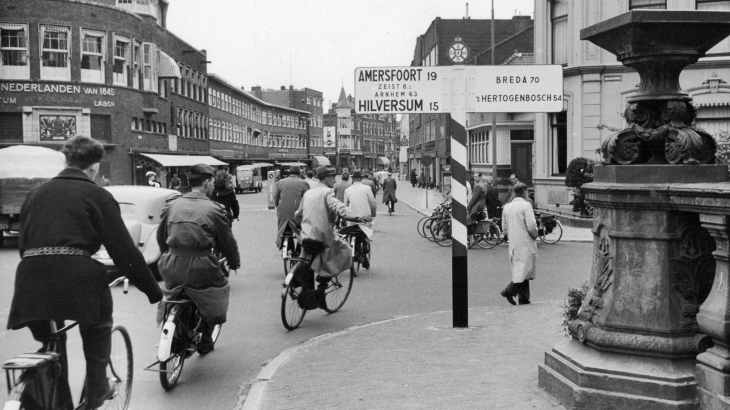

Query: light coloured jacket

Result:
[344,181,377,226]
[501,197,538,283]
[294,183,358,277]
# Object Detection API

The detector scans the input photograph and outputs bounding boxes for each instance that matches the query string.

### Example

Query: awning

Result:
[377,157,391,166]
[279,162,307,167]
[137,153,228,167]
[158,50,182,79]
[311,155,330,166]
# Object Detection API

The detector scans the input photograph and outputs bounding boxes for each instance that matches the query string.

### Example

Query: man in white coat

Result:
[344,170,377,269]
[500,182,537,305]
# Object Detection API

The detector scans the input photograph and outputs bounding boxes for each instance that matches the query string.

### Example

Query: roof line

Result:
[207,73,310,115]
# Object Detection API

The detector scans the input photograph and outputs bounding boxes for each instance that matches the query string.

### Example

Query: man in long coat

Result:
[381,172,397,213]
[274,165,310,249]
[294,165,371,306]
[156,164,241,355]
[8,135,163,410]
[500,182,537,305]
[467,173,487,225]
[485,179,501,219]
[333,172,351,203]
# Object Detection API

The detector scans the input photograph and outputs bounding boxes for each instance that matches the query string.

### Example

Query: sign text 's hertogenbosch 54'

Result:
[354,65,564,114]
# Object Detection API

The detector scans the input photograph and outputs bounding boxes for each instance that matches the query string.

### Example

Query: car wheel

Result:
[149,262,162,281]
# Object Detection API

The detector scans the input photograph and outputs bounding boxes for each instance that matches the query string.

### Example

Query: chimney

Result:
[281,86,286,90]
[251,86,262,99]
[512,15,531,33]
[289,85,294,91]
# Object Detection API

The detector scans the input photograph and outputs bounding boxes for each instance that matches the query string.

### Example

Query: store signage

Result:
[1,82,116,96]
[323,126,336,147]
[355,65,563,114]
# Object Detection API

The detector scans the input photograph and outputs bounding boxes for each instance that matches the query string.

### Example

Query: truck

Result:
[0,146,66,247]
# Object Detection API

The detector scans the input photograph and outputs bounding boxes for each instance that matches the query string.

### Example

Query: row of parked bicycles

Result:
[417,200,564,248]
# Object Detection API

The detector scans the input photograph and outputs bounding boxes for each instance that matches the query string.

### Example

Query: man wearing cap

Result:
[274,165,310,250]
[8,135,163,410]
[381,172,397,213]
[156,163,240,355]
[294,165,371,307]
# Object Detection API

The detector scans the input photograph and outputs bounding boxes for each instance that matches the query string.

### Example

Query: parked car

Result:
[92,186,181,281]
[235,164,267,193]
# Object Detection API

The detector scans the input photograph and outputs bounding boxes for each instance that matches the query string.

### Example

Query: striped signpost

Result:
[355,65,562,328]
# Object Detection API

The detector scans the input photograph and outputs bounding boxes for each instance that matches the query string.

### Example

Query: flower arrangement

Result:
[561,282,588,337]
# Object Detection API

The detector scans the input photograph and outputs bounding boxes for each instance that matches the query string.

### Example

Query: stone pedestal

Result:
[538,165,726,409]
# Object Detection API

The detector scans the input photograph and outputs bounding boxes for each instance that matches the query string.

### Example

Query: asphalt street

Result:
[0,186,592,409]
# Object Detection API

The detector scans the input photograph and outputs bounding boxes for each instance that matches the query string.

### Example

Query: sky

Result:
[166,0,534,108]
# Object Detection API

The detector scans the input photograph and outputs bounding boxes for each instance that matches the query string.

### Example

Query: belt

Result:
[169,248,212,257]
[23,247,92,258]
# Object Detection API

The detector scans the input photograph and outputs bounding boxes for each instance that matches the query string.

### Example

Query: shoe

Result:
[362,255,370,269]
[86,380,115,409]
[500,289,516,305]
[316,277,330,309]
[198,330,215,355]
[519,300,531,305]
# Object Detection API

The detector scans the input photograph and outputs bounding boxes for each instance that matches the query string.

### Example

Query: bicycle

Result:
[281,238,355,330]
[536,213,563,245]
[3,277,133,410]
[280,224,300,276]
[339,223,371,277]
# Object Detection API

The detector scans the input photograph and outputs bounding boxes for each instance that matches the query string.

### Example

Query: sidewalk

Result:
[240,303,567,410]
[395,183,594,243]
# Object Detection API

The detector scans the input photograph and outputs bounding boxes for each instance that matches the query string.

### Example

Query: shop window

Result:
[629,0,666,9]
[697,1,730,54]
[0,113,23,141]
[112,34,130,86]
[40,25,71,81]
[551,111,568,176]
[81,29,106,83]
[550,0,568,66]
[0,23,29,79]
[91,114,111,141]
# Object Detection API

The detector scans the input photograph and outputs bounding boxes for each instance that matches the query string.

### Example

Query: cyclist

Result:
[344,170,377,269]
[156,164,241,355]
[294,165,372,307]
[361,170,377,197]
[381,172,397,213]
[7,135,163,410]
[274,165,310,250]
[467,173,488,234]
[211,170,239,226]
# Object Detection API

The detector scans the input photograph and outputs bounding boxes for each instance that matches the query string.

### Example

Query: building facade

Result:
[408,15,534,194]
[0,0,215,187]
[533,0,730,214]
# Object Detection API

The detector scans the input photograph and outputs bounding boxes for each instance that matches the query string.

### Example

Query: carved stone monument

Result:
[538,10,730,409]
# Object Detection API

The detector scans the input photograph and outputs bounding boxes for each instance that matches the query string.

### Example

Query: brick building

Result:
[207,76,311,170]
[0,0,218,187]
[407,15,533,194]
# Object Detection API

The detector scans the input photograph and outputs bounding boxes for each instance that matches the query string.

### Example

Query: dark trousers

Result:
[505,280,531,303]
[28,316,113,408]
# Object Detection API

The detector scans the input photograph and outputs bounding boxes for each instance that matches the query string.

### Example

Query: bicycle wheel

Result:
[324,266,354,313]
[281,262,307,330]
[541,220,563,244]
[423,217,438,242]
[433,220,452,247]
[159,307,187,391]
[102,325,133,410]
[416,216,429,238]
[476,221,501,249]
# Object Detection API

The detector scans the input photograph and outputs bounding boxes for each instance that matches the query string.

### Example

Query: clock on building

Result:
[449,41,469,63]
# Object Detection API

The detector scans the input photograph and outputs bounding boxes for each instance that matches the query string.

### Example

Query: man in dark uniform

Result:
[156,164,241,355]
[361,171,377,197]
[8,135,163,410]
[274,165,310,249]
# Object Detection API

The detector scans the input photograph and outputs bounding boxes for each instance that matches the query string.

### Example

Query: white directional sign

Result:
[354,67,449,114]
[355,65,563,114]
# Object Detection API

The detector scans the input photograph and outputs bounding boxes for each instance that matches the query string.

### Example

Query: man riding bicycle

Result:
[344,170,377,269]
[156,164,241,355]
[7,135,163,410]
[294,165,372,307]
[274,165,310,251]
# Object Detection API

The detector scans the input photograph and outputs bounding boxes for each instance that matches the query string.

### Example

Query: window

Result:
[40,25,70,80]
[0,113,23,141]
[550,0,568,66]
[133,41,141,89]
[81,29,106,83]
[697,1,730,54]
[551,111,568,175]
[91,115,111,141]
[112,34,130,86]
[142,42,157,91]
[1,23,29,79]
[629,0,666,9]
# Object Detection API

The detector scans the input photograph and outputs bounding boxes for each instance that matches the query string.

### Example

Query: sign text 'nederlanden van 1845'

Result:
[354,65,564,114]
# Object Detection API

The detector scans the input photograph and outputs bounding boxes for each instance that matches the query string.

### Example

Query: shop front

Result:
[133,152,228,189]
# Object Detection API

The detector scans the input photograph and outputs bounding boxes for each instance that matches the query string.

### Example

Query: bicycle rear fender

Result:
[3,400,21,410]
[158,305,179,362]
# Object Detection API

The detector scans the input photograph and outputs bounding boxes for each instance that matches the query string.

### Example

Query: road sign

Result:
[469,65,564,113]
[355,66,448,114]
[421,154,433,166]
[355,65,563,114]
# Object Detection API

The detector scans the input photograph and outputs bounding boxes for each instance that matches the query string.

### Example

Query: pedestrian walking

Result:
[485,179,501,218]
[382,172,397,213]
[210,171,239,226]
[499,182,537,306]
[410,169,417,187]
[334,172,351,203]
[507,174,531,204]
[418,170,425,188]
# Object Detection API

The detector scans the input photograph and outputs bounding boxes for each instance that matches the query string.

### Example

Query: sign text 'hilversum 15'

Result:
[354,65,564,114]
[355,67,446,114]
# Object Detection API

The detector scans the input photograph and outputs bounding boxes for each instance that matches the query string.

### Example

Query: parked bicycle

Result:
[281,238,355,330]
[3,277,133,410]
[487,207,563,247]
